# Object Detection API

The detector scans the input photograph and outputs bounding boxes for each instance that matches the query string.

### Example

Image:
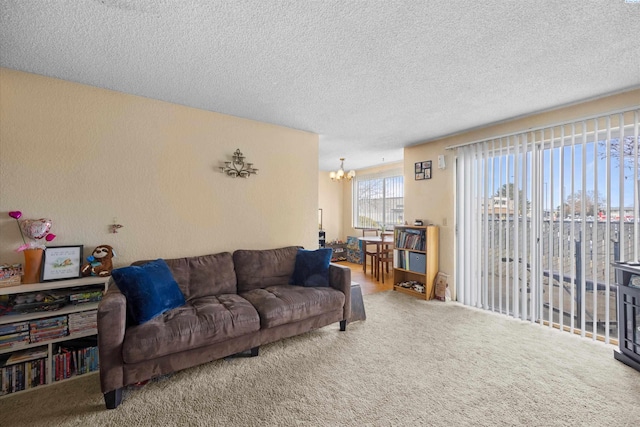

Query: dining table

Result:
[358,232,394,280]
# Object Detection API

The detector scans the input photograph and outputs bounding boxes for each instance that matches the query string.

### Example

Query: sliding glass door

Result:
[455,109,639,343]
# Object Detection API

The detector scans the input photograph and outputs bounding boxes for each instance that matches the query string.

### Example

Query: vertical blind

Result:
[454,108,639,343]
[352,169,404,228]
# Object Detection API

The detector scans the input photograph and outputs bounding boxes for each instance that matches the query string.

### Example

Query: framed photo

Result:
[41,245,83,282]
[415,161,432,180]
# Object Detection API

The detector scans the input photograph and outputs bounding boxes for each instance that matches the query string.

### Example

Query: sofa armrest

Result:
[97,280,127,393]
[329,263,351,321]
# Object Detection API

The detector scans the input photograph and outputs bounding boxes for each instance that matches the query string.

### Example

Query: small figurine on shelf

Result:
[81,245,116,277]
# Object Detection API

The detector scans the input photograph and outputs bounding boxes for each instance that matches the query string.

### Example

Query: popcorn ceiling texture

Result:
[1,1,638,171]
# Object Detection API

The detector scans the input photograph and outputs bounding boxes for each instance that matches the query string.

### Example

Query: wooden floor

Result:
[338,261,393,295]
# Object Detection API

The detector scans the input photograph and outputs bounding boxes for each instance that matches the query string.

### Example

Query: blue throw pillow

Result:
[289,248,333,287]
[111,259,186,325]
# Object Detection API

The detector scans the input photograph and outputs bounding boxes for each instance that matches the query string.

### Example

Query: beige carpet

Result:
[1,291,639,426]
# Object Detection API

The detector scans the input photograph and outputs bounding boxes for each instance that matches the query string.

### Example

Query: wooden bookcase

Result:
[393,225,439,300]
[0,276,108,397]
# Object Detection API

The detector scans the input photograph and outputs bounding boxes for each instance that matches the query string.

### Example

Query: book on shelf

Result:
[30,315,68,328]
[29,315,69,343]
[68,287,103,304]
[68,310,97,335]
[0,339,29,351]
[53,337,99,380]
[4,347,47,366]
[0,321,29,336]
[0,322,35,354]
[1,357,47,395]
[394,229,426,251]
[30,329,68,343]
[0,331,30,344]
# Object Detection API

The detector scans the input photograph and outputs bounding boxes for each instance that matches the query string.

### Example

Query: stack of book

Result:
[0,347,48,395]
[29,315,68,343]
[68,287,103,304]
[68,310,97,336]
[395,229,425,251]
[54,339,99,381]
[0,321,29,351]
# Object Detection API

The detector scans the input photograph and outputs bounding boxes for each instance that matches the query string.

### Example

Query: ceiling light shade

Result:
[330,158,355,182]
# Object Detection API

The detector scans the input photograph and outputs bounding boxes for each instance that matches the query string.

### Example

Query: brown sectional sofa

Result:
[97,246,351,409]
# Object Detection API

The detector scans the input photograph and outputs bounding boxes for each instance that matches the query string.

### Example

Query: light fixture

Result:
[330,157,356,182]
[220,148,258,178]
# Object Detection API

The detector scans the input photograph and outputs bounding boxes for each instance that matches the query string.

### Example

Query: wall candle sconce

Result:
[220,149,258,178]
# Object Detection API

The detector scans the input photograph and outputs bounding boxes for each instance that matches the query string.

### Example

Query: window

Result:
[353,169,404,228]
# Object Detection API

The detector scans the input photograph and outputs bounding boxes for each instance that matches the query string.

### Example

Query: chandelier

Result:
[220,149,258,178]
[329,157,356,182]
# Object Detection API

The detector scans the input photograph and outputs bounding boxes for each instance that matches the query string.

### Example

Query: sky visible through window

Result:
[488,138,638,216]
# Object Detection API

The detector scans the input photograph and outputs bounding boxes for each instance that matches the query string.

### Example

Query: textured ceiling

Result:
[1,1,639,171]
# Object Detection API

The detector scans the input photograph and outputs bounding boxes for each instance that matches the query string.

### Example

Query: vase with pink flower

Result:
[8,211,57,284]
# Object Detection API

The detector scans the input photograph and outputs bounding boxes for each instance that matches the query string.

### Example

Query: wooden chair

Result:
[377,232,394,283]
[362,228,379,275]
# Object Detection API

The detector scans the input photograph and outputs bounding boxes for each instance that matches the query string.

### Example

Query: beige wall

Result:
[318,172,343,243]
[0,68,319,268]
[405,88,640,294]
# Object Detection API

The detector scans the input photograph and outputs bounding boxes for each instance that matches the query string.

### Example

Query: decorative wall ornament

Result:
[220,149,258,178]
[110,218,124,234]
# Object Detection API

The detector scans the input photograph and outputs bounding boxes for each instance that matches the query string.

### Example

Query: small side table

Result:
[349,282,366,323]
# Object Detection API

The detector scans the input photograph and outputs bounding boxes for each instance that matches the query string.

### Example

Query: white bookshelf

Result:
[0,276,108,397]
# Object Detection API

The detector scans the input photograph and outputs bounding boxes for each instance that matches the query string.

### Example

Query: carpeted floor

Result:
[1,291,639,426]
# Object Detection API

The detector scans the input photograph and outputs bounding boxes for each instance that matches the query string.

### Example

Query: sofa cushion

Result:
[122,294,260,364]
[290,248,332,287]
[111,259,186,325]
[233,246,301,292]
[137,252,237,300]
[240,284,345,328]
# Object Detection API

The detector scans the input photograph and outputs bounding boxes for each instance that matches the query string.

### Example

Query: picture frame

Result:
[415,161,432,180]
[41,245,83,282]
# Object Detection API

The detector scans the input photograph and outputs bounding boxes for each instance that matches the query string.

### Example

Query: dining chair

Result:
[362,228,379,275]
[377,232,394,283]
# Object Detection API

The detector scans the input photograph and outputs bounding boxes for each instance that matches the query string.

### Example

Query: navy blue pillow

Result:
[289,248,333,287]
[111,259,186,325]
